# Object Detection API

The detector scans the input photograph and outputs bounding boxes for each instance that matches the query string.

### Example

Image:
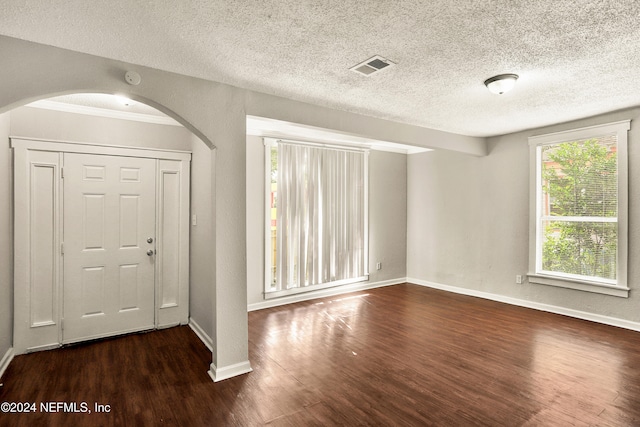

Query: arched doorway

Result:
[7,93,205,354]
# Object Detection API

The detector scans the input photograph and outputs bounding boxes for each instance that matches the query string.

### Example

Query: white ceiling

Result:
[1,0,640,137]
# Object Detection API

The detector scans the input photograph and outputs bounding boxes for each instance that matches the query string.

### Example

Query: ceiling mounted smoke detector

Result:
[350,55,396,76]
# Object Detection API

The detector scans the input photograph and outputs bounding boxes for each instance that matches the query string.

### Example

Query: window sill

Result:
[527,274,629,298]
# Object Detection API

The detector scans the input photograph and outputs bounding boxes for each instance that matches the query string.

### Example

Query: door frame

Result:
[12,137,191,354]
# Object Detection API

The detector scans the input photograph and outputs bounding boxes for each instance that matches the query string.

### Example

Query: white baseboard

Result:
[188,318,213,352]
[0,347,15,380]
[191,319,252,382]
[248,278,405,312]
[408,278,640,333]
[208,360,253,382]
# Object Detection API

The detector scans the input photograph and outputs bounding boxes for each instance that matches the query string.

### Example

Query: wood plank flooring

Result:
[2,283,640,426]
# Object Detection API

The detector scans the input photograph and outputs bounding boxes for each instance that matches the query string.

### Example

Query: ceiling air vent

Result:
[350,55,396,76]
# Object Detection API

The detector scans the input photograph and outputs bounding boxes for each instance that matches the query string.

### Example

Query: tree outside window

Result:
[540,136,617,281]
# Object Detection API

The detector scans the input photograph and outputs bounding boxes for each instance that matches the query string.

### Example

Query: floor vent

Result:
[350,55,396,76]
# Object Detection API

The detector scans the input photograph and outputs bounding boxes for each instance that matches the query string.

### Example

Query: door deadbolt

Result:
[147,237,154,244]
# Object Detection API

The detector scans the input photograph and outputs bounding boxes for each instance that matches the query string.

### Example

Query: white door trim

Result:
[12,137,191,354]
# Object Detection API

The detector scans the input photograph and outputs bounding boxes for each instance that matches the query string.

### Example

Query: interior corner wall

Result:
[407,107,640,323]
[0,111,12,364]
[189,133,213,339]
[246,138,408,306]
[368,150,407,282]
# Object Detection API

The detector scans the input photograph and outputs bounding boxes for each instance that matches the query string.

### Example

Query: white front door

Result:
[62,153,156,344]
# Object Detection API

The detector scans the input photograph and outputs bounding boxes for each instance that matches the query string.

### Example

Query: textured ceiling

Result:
[1,0,640,137]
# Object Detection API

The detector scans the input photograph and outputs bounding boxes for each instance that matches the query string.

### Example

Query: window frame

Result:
[263,138,370,299]
[528,120,630,298]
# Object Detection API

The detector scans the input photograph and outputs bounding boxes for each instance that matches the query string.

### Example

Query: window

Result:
[264,138,369,298]
[528,120,630,297]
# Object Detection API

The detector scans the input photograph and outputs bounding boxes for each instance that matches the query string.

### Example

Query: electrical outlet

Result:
[376,262,382,270]
[515,275,523,284]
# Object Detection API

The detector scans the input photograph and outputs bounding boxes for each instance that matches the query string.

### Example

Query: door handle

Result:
[147,250,154,256]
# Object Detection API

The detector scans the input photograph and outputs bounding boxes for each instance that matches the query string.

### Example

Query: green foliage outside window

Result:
[541,138,617,280]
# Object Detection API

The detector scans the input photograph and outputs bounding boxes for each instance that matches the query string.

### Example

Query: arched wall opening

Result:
[0,90,215,150]
[0,36,252,380]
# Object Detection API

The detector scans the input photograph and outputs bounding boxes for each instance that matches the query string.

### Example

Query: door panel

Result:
[156,159,190,327]
[31,160,58,326]
[63,153,156,344]
[12,148,61,353]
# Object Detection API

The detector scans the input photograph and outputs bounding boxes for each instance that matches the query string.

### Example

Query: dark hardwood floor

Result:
[2,283,640,426]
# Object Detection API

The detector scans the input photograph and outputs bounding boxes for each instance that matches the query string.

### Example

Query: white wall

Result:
[189,134,214,339]
[246,136,407,306]
[245,135,265,305]
[407,107,640,322]
[0,112,12,366]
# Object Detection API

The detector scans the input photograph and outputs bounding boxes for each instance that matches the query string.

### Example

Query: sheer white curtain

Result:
[274,141,367,292]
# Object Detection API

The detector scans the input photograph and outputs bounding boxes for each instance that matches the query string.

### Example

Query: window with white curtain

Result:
[264,138,369,298]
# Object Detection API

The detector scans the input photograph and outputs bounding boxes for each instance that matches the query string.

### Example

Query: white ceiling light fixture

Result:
[484,73,519,95]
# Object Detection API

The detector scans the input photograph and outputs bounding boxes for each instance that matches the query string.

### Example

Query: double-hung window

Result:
[528,120,630,297]
[264,138,369,298]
